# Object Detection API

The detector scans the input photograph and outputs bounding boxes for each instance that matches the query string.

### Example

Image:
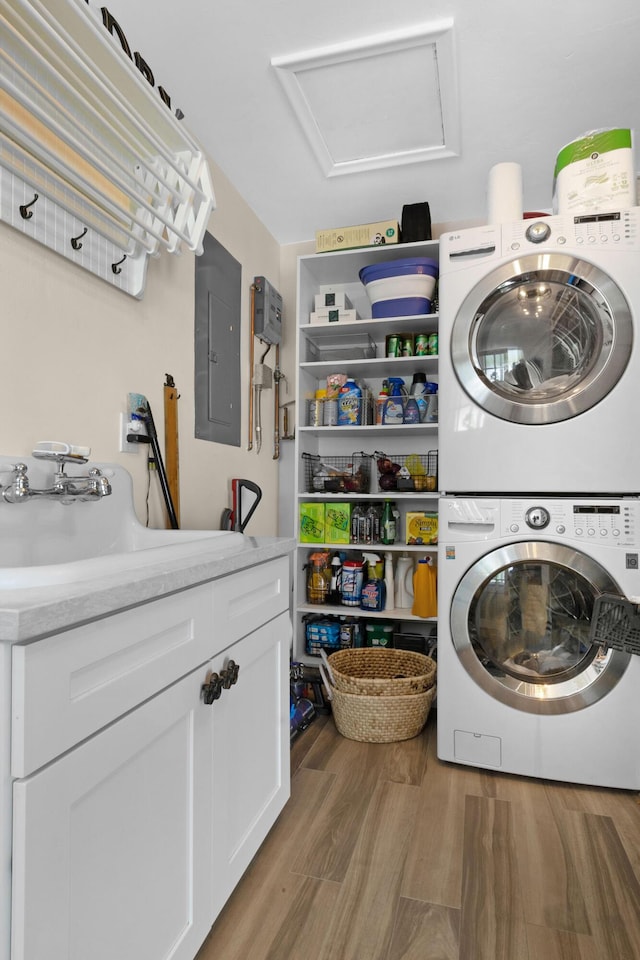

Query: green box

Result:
[324,502,351,544]
[299,502,325,543]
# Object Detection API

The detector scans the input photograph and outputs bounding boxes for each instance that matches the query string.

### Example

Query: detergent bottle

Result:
[382,377,406,425]
[409,372,429,421]
[412,557,437,618]
[384,552,395,611]
[395,554,414,608]
[337,378,362,426]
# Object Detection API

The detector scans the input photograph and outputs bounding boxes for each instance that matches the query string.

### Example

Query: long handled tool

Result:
[220,479,262,533]
[163,374,180,527]
[128,392,179,529]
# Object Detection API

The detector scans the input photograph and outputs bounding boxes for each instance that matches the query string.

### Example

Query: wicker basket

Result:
[327,648,436,696]
[330,684,436,743]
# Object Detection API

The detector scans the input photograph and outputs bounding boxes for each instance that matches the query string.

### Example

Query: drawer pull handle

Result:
[221,659,240,689]
[202,672,223,704]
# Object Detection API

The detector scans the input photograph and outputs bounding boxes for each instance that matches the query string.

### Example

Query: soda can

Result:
[386,334,400,358]
[415,333,429,356]
[402,336,414,357]
[427,333,439,355]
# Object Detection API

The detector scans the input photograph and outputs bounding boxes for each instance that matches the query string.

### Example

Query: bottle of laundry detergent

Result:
[409,372,429,422]
[337,379,362,426]
[382,377,405,425]
[395,554,414,608]
[412,557,437,618]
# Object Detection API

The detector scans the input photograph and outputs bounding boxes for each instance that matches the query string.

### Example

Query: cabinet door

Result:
[209,611,291,920]
[12,668,213,960]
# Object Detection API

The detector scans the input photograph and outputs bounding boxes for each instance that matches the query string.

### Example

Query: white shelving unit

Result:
[293,240,439,662]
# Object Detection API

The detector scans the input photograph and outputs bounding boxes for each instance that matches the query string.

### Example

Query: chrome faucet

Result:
[2,460,112,504]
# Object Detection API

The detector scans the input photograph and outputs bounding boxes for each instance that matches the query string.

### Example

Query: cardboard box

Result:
[299,502,325,543]
[315,291,353,310]
[406,511,438,545]
[315,220,400,254]
[309,308,359,325]
[323,502,351,544]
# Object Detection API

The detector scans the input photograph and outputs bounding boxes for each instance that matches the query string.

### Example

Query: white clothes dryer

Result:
[437,495,640,788]
[438,210,640,494]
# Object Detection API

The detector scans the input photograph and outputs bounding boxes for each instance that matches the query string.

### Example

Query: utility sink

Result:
[0,457,246,588]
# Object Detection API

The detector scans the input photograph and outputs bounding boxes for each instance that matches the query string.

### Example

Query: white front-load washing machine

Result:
[437,495,640,788]
[438,209,640,494]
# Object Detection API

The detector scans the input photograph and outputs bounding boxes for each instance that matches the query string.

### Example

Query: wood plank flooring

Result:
[196,713,640,960]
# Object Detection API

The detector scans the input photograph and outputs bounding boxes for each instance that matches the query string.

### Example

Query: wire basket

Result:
[589,594,640,655]
[327,648,436,696]
[375,450,438,493]
[302,452,371,493]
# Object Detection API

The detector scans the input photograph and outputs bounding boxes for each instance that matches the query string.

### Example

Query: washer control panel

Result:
[502,499,638,546]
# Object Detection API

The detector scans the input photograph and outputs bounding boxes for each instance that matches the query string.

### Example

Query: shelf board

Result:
[300,313,438,343]
[298,492,439,500]
[297,602,435,623]
[298,424,438,437]
[297,541,437,551]
[300,353,438,380]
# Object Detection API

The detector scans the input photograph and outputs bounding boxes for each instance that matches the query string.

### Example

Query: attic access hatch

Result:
[0,0,215,297]
[271,20,459,177]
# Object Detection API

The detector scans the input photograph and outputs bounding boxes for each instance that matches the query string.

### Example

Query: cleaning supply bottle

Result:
[375,380,389,424]
[337,378,362,426]
[360,553,385,611]
[384,552,395,611]
[403,395,420,424]
[412,557,437,618]
[395,554,414,608]
[341,559,364,606]
[380,499,397,544]
[382,377,405,425]
[329,553,343,604]
[409,371,429,421]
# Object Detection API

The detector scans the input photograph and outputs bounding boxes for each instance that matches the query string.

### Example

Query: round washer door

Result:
[451,252,633,424]
[450,540,630,714]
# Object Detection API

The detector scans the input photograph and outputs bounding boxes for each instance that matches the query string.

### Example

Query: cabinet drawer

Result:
[209,556,290,654]
[12,585,213,777]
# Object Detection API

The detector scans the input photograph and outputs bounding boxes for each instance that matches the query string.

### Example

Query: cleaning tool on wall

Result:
[220,478,262,532]
[127,392,179,529]
[163,374,181,527]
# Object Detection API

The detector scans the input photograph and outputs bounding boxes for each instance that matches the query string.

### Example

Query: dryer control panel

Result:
[503,208,639,253]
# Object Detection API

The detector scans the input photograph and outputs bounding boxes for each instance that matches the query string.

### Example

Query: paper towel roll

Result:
[487,162,523,224]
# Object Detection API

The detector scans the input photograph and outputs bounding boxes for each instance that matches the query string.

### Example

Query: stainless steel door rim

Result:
[451,252,633,424]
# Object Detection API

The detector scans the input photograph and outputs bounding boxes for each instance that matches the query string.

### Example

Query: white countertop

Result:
[0,535,295,643]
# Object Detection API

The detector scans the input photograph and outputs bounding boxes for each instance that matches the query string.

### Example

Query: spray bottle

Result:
[361,553,385,611]
[382,377,406,424]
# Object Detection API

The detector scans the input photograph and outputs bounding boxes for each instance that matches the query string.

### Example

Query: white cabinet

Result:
[12,666,213,960]
[209,611,290,920]
[9,556,291,960]
[294,241,439,661]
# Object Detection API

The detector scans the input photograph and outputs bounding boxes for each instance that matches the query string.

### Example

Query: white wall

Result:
[0,159,282,536]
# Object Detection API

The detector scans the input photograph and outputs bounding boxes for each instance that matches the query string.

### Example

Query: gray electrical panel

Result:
[253,276,282,345]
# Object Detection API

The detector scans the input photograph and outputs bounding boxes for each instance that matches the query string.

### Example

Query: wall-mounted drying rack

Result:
[0,0,216,297]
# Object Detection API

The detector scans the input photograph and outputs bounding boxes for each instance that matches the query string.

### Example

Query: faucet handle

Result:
[2,463,30,503]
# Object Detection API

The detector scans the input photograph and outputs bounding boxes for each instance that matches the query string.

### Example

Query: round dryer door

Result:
[451,541,630,714]
[451,252,633,424]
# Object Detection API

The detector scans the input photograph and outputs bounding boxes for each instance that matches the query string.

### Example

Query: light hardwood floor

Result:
[196,712,640,960]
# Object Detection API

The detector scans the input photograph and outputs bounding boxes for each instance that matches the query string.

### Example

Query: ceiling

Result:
[104,0,640,245]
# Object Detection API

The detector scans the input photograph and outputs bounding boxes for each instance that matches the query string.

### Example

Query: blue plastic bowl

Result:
[359,257,439,318]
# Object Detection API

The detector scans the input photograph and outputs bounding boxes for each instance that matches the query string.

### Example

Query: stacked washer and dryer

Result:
[436,209,640,788]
